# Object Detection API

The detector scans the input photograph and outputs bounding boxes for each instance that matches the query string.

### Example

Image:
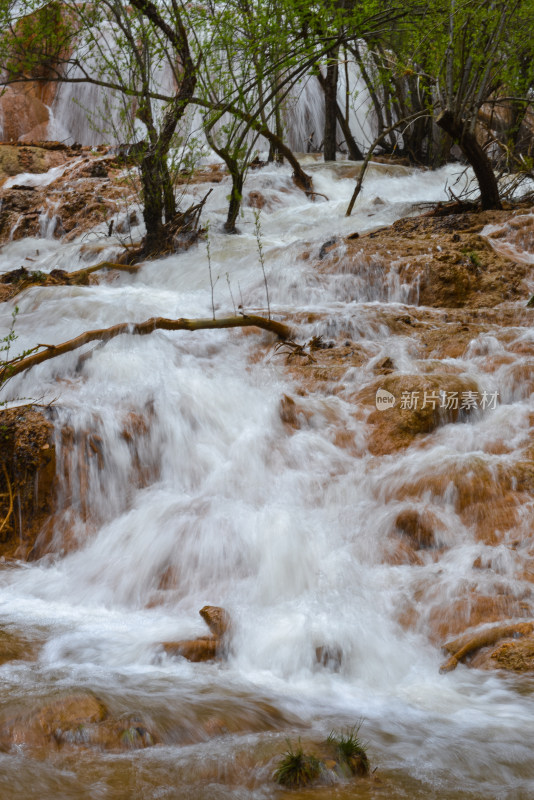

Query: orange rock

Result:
[321,211,530,309]
[0,407,56,561]
[441,622,534,672]
[488,635,534,672]
[162,636,219,662]
[383,537,423,566]
[0,87,49,142]
[0,628,41,665]
[199,605,231,638]
[361,372,479,455]
[0,692,106,751]
[0,693,159,753]
[394,509,436,549]
[279,394,300,429]
[428,595,530,642]
[161,606,232,662]
[246,190,266,209]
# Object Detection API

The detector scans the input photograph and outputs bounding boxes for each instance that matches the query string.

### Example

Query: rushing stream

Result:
[1,157,534,799]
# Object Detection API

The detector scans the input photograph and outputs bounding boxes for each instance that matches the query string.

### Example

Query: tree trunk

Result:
[436,110,502,210]
[139,144,181,252]
[323,47,339,162]
[193,97,313,196]
[161,157,176,223]
[140,150,166,253]
[316,71,363,161]
[224,163,244,234]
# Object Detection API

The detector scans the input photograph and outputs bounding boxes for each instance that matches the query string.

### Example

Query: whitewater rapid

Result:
[1,159,534,799]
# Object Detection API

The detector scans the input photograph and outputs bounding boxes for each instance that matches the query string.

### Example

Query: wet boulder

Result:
[161,606,231,663]
[394,509,436,549]
[0,627,41,665]
[199,605,231,638]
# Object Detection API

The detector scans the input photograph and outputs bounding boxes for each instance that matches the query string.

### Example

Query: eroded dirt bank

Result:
[0,406,55,560]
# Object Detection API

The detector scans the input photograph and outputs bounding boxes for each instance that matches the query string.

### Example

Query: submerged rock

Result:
[315,645,343,671]
[0,627,41,665]
[162,636,219,663]
[394,509,437,549]
[0,692,159,753]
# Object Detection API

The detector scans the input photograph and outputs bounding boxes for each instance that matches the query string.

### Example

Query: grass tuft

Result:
[274,739,322,789]
[327,724,370,776]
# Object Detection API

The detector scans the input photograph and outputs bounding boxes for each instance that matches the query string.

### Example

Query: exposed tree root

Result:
[136,190,213,261]
[1,314,292,382]
[421,200,479,217]
[440,621,534,673]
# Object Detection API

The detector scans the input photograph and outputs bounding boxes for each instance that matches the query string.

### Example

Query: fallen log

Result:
[1,314,292,382]
[440,621,534,673]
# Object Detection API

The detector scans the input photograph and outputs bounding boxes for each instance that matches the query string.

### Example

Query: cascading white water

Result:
[1,160,534,799]
[49,34,377,154]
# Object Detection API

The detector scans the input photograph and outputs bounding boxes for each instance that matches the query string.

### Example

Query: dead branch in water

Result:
[0,314,292,382]
[440,620,534,673]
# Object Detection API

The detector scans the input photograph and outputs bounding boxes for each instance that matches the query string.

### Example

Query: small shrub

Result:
[461,248,482,268]
[327,724,369,776]
[0,306,37,407]
[274,739,322,789]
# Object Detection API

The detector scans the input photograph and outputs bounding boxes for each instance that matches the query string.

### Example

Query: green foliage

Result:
[461,249,482,268]
[273,739,322,789]
[0,306,20,407]
[0,0,75,82]
[327,724,370,776]
[468,251,481,268]
[253,210,271,320]
[0,306,40,408]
